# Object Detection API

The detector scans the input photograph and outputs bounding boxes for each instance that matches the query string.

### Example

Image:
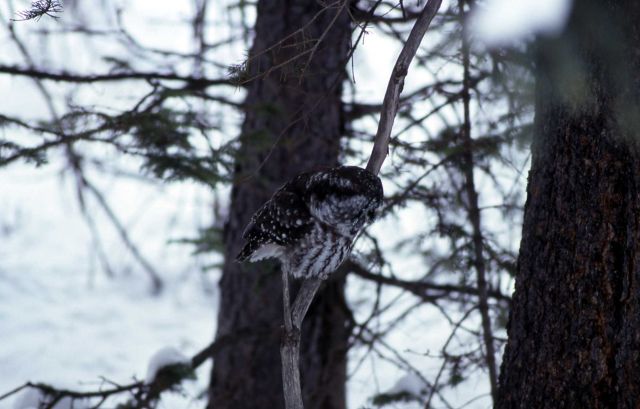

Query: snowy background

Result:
[0,162,219,408]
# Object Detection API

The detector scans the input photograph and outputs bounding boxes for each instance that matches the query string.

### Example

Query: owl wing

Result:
[236,182,314,262]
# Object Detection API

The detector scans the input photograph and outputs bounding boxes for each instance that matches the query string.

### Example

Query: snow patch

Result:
[145,347,190,383]
[386,373,428,397]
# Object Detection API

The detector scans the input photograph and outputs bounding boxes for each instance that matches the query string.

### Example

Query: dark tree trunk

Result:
[497,1,640,408]
[208,2,351,409]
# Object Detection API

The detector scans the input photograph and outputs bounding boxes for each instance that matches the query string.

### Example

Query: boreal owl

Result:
[236,166,383,279]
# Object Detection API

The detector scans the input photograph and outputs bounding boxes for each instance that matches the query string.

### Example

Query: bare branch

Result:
[82,176,164,294]
[0,64,232,87]
[347,260,511,303]
[366,0,443,175]
[298,1,348,82]
[351,3,423,23]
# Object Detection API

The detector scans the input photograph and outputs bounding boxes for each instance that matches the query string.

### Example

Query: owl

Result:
[236,166,383,279]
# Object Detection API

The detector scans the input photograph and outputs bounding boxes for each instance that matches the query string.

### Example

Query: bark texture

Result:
[208,2,351,409]
[497,1,640,408]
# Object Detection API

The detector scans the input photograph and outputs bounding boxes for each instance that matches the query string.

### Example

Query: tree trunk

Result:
[497,1,640,407]
[208,2,351,409]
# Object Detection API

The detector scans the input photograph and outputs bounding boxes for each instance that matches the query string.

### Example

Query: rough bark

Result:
[497,1,640,408]
[208,2,350,409]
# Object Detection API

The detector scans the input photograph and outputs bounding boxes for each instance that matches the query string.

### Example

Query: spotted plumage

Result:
[236,166,383,279]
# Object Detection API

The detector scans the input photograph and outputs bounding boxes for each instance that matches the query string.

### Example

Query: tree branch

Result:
[0,64,232,87]
[82,176,164,293]
[366,0,443,175]
[347,260,511,303]
[350,5,423,23]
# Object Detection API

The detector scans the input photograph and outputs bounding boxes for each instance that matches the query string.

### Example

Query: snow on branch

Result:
[145,347,193,384]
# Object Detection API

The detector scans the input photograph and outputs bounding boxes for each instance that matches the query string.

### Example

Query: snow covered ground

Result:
[0,163,219,408]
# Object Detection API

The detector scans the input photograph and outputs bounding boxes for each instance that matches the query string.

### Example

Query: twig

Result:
[298,1,348,82]
[365,0,443,175]
[82,177,164,294]
[425,307,477,408]
[228,2,336,86]
[0,383,30,402]
[348,260,511,303]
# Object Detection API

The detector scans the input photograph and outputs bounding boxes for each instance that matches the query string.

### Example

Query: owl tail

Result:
[236,241,285,263]
[235,243,254,262]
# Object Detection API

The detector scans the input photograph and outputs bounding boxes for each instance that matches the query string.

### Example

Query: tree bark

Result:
[208,2,350,409]
[497,1,640,407]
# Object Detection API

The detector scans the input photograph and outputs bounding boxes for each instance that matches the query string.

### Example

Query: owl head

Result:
[304,166,383,236]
